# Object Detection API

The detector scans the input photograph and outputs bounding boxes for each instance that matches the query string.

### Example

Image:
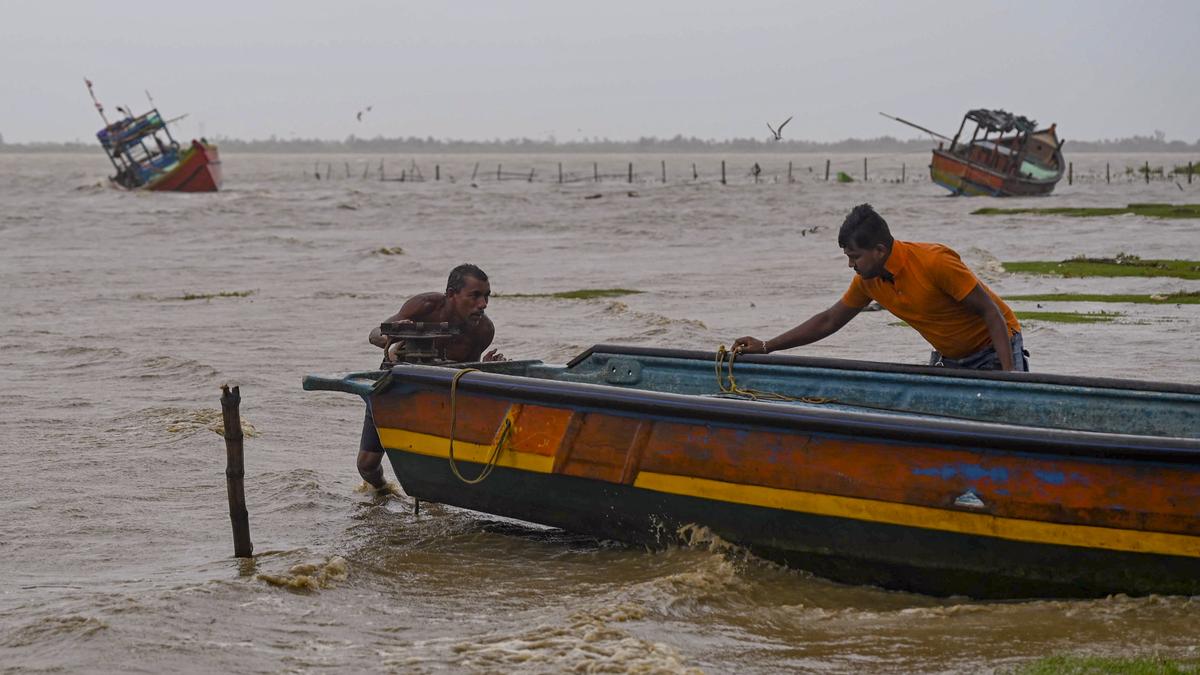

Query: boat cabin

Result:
[96,109,182,188]
[948,108,1061,179]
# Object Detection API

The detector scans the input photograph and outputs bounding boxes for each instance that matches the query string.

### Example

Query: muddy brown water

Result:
[1,152,1198,673]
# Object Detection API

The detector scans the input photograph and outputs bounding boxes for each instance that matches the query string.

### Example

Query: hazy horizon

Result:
[3,1,1198,145]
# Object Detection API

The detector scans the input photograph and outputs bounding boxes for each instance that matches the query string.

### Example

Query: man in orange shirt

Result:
[734,203,1028,371]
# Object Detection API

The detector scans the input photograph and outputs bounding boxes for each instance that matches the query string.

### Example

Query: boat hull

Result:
[146,141,222,192]
[306,347,1200,598]
[930,147,1062,197]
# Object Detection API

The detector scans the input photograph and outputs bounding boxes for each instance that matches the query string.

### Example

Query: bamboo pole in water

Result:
[221,385,253,558]
[825,159,830,181]
[721,161,726,185]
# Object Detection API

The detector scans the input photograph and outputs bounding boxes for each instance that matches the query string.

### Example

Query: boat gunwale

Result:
[569,344,1199,395]
[375,362,1200,463]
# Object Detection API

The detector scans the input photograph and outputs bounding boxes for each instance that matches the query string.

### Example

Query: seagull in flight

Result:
[356,105,374,122]
[767,116,793,141]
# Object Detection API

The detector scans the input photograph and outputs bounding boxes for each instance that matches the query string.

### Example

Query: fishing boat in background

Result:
[305,343,1200,599]
[882,109,1065,196]
[85,79,222,192]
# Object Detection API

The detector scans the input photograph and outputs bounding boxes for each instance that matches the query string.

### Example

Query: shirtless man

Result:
[358,263,504,492]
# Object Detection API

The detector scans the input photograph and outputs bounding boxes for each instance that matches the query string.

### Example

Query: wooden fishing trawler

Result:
[86,79,222,192]
[304,343,1200,599]
[884,109,1065,196]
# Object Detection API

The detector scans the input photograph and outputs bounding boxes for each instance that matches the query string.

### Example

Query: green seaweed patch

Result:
[1010,654,1200,675]
[1007,291,1200,304]
[891,309,1121,327]
[1003,255,1200,280]
[498,288,644,300]
[175,290,255,301]
[1016,310,1121,323]
[373,247,405,255]
[1173,161,1199,175]
[836,171,854,183]
[973,203,1200,219]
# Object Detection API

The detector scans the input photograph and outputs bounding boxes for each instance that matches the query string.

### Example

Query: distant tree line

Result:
[2,132,1198,154]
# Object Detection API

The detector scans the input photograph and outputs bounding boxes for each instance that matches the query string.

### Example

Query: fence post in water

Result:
[558,162,563,184]
[863,158,868,182]
[825,159,830,181]
[1106,163,1110,184]
[628,162,633,184]
[721,161,726,185]
[1190,162,1193,184]
[661,160,666,184]
[1068,162,1073,186]
[435,165,440,181]
[692,163,698,180]
[221,385,253,559]
[902,163,906,183]
[1145,161,1150,184]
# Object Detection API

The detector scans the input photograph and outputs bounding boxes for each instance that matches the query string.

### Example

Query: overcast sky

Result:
[3,0,1198,144]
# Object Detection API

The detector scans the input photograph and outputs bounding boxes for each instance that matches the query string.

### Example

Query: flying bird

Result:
[767,116,793,141]
[356,105,374,122]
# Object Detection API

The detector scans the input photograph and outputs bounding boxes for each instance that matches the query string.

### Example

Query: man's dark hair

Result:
[446,263,488,293]
[837,203,894,250]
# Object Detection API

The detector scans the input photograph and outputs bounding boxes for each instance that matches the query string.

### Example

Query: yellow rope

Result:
[715,345,834,404]
[446,368,512,484]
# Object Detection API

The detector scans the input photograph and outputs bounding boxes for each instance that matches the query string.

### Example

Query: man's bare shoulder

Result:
[397,292,448,320]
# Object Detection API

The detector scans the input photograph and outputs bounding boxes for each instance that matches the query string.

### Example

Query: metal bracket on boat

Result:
[379,321,461,368]
[602,358,643,385]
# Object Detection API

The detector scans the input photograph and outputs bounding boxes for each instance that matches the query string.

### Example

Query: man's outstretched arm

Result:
[733,300,861,354]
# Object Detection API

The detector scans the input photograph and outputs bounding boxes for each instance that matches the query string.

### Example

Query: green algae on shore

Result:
[1011,654,1200,675]
[1014,310,1121,324]
[892,309,1122,327]
[1007,291,1200,304]
[1003,255,1200,280]
[973,203,1200,219]
[499,288,644,300]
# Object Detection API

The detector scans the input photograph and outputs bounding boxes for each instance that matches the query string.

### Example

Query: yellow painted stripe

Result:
[378,426,556,474]
[634,471,1200,558]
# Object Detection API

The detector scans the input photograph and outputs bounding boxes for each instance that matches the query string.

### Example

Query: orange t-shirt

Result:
[840,240,1020,359]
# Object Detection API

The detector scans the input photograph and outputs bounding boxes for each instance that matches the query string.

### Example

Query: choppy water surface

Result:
[1,152,1198,673]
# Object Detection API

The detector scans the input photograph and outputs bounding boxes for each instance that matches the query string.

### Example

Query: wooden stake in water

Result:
[594,162,599,182]
[788,161,793,184]
[221,385,253,558]
[863,157,868,182]
[558,162,563,184]
[1145,161,1150,184]
[1069,162,1073,186]
[1189,162,1193,185]
[721,160,726,185]
[901,163,906,183]
[627,162,633,184]
[825,159,830,182]
[435,165,440,181]
[1106,163,1110,184]
[661,160,666,184]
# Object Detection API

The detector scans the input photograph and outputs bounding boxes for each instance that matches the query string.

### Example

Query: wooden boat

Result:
[86,80,222,192]
[304,345,1200,599]
[884,109,1064,196]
